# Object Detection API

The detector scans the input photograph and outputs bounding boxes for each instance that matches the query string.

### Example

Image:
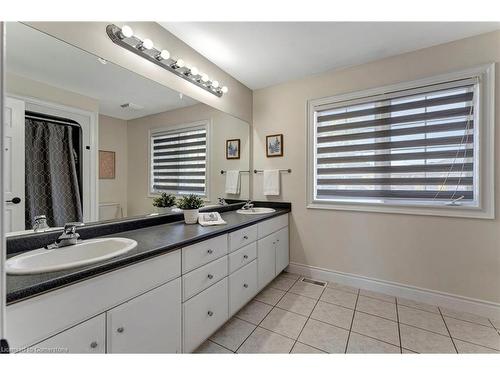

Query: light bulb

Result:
[190,67,199,76]
[201,73,209,82]
[221,86,228,94]
[121,25,133,38]
[176,59,185,68]
[142,38,154,50]
[211,80,219,88]
[159,49,170,60]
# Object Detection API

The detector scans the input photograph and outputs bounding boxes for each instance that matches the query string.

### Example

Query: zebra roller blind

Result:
[313,78,478,206]
[151,124,208,195]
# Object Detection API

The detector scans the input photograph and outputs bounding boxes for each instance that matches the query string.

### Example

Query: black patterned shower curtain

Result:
[24,119,83,229]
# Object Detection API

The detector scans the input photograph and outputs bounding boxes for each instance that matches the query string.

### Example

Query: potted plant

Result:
[152,193,177,214]
[176,194,204,224]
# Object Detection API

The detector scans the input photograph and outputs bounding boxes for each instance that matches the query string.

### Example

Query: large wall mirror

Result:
[4,22,250,235]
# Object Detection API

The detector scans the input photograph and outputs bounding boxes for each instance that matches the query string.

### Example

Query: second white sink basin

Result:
[6,237,137,275]
[236,207,276,215]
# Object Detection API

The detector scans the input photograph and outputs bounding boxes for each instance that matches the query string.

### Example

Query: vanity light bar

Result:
[106,24,228,97]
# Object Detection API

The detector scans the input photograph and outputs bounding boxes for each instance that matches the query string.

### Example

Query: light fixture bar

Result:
[106,24,227,97]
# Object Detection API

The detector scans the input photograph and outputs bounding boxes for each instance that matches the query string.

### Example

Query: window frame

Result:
[148,119,211,199]
[306,64,495,219]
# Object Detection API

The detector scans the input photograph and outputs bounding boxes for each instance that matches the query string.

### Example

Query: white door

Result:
[275,227,289,275]
[257,234,276,289]
[4,97,25,232]
[23,314,105,354]
[107,278,182,353]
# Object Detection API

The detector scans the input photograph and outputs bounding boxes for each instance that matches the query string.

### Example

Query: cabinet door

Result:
[257,234,276,290]
[275,227,289,275]
[229,260,258,316]
[107,278,181,353]
[24,314,105,354]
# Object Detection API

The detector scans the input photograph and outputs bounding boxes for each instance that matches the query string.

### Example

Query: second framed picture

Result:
[226,139,240,159]
[266,134,283,157]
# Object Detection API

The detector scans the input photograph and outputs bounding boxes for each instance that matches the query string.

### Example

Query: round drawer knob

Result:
[243,283,248,288]
[243,255,248,259]
[117,327,125,333]
[243,235,248,240]
[90,341,98,349]
[207,311,214,317]
[207,274,214,279]
[207,249,213,254]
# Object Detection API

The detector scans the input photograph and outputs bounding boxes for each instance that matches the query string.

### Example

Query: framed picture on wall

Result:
[226,139,241,159]
[266,134,283,157]
[99,150,116,179]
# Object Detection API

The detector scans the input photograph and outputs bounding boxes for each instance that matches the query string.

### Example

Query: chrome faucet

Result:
[218,197,228,206]
[46,222,84,249]
[242,200,254,210]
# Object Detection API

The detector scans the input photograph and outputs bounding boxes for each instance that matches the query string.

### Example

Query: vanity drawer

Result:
[258,214,288,239]
[182,234,228,273]
[228,242,257,274]
[228,224,257,252]
[183,277,229,353]
[182,255,228,301]
[229,260,258,316]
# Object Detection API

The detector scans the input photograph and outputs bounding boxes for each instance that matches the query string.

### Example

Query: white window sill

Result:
[307,201,494,220]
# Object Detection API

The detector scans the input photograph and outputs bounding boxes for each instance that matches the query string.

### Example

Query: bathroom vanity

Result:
[5,206,290,353]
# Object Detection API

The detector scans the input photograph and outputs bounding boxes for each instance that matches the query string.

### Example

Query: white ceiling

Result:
[160,22,500,90]
[6,22,198,120]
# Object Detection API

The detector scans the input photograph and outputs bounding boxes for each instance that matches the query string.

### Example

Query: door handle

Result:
[5,197,21,204]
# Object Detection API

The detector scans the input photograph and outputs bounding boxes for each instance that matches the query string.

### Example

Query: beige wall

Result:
[127,103,250,216]
[98,115,128,219]
[25,22,253,124]
[252,31,500,303]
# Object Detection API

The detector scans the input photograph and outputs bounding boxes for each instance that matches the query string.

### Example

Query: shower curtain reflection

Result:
[24,118,83,229]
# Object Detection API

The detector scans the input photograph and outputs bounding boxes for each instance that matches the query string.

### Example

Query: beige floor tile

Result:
[254,287,286,306]
[281,271,301,280]
[398,305,448,335]
[260,307,308,339]
[356,295,397,321]
[490,319,500,331]
[400,324,456,353]
[291,342,326,354]
[327,282,359,295]
[440,307,493,327]
[311,301,354,330]
[289,281,325,299]
[210,317,256,351]
[351,311,399,346]
[402,348,418,354]
[268,275,297,291]
[320,287,358,309]
[359,289,396,303]
[445,317,500,350]
[397,297,440,314]
[195,340,233,353]
[347,332,400,353]
[454,339,500,353]
[277,292,317,316]
[237,327,295,353]
[236,300,273,325]
[298,319,349,353]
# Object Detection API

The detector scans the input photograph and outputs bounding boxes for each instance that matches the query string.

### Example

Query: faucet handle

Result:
[64,222,84,234]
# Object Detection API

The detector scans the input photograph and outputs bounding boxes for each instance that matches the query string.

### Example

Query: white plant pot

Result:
[183,209,199,224]
[156,207,173,215]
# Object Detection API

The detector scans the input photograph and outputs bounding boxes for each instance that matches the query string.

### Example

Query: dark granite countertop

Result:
[6,207,290,305]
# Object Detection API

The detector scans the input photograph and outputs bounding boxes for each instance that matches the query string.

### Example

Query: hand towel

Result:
[198,212,227,226]
[225,170,240,194]
[263,169,280,196]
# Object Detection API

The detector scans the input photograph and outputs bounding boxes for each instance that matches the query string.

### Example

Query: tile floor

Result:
[195,272,500,354]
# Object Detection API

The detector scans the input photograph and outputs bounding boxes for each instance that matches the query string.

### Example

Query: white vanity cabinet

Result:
[106,278,181,353]
[24,314,105,354]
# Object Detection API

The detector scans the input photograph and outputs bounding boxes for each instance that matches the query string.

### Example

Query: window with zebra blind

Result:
[150,121,209,196]
[307,66,495,218]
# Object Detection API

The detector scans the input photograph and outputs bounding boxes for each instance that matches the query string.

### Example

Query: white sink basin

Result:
[236,207,276,215]
[6,237,137,275]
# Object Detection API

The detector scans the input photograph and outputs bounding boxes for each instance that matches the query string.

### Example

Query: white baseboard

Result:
[286,262,500,320]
